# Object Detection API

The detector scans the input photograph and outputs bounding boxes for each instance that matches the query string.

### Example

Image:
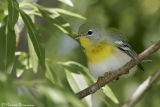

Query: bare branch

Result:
[12,26,25,77]
[16,26,25,48]
[76,40,160,99]
[123,69,160,107]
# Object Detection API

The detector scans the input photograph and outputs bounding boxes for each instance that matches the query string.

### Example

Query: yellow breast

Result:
[85,42,115,63]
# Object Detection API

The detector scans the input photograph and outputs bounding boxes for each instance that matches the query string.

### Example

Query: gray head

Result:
[75,23,106,48]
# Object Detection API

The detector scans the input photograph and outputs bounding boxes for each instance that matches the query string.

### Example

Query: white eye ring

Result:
[87,30,93,35]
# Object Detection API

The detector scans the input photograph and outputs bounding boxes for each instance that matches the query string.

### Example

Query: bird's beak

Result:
[75,34,82,39]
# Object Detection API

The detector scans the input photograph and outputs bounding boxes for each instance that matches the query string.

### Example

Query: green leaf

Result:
[54,8,86,20]
[65,68,80,92]
[60,61,117,106]
[19,3,79,38]
[28,36,38,73]
[0,19,7,72]
[16,52,28,77]
[0,17,16,72]
[38,6,77,38]
[102,85,119,104]
[58,0,74,7]
[59,61,95,84]
[19,9,45,71]
[7,0,19,29]
[19,86,45,107]
[37,85,85,107]
[96,91,110,107]
[0,0,19,72]
[65,68,92,107]
[45,63,58,84]
[58,62,92,106]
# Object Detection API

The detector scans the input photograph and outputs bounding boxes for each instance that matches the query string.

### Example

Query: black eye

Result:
[87,30,93,35]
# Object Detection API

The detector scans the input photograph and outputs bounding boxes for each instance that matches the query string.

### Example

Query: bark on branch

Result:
[76,40,160,99]
[123,69,160,107]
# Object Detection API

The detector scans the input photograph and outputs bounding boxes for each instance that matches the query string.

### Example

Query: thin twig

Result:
[16,26,25,48]
[123,69,160,107]
[76,40,160,99]
[12,25,25,77]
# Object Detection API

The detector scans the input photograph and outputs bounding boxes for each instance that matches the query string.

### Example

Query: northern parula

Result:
[75,23,144,78]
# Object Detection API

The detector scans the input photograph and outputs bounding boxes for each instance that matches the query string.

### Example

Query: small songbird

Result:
[75,23,144,78]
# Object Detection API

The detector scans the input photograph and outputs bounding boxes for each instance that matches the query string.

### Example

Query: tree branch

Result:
[123,69,160,107]
[16,26,25,48]
[76,40,160,99]
[12,26,25,78]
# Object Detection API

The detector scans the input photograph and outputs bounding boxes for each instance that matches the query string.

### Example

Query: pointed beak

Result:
[75,34,82,39]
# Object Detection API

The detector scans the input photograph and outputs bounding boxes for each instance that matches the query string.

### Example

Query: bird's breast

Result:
[85,43,115,63]
[87,48,131,78]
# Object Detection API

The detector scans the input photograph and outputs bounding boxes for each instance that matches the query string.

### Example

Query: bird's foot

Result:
[97,76,106,87]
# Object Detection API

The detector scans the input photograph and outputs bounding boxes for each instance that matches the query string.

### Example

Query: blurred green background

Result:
[0,0,160,107]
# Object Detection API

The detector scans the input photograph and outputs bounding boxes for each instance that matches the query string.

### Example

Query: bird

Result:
[75,23,144,78]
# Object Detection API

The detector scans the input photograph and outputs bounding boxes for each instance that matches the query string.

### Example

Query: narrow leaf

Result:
[54,8,86,20]
[28,36,38,73]
[0,20,6,72]
[19,9,45,70]
[8,0,19,29]
[38,7,76,38]
[0,0,19,72]
[102,85,119,104]
[65,68,92,107]
[97,91,110,107]
[16,52,28,77]
[0,17,16,72]
[65,68,80,92]
[45,64,58,84]
[58,0,74,7]
[60,61,116,106]
[37,85,85,107]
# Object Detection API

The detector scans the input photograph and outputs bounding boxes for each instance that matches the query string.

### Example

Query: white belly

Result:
[88,48,131,78]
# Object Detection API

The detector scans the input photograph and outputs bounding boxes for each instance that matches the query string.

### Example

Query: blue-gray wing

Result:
[115,40,144,71]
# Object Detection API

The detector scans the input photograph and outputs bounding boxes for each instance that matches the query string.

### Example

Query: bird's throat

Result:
[85,42,115,63]
[79,37,92,48]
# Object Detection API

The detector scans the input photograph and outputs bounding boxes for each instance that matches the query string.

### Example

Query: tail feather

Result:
[138,63,144,71]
